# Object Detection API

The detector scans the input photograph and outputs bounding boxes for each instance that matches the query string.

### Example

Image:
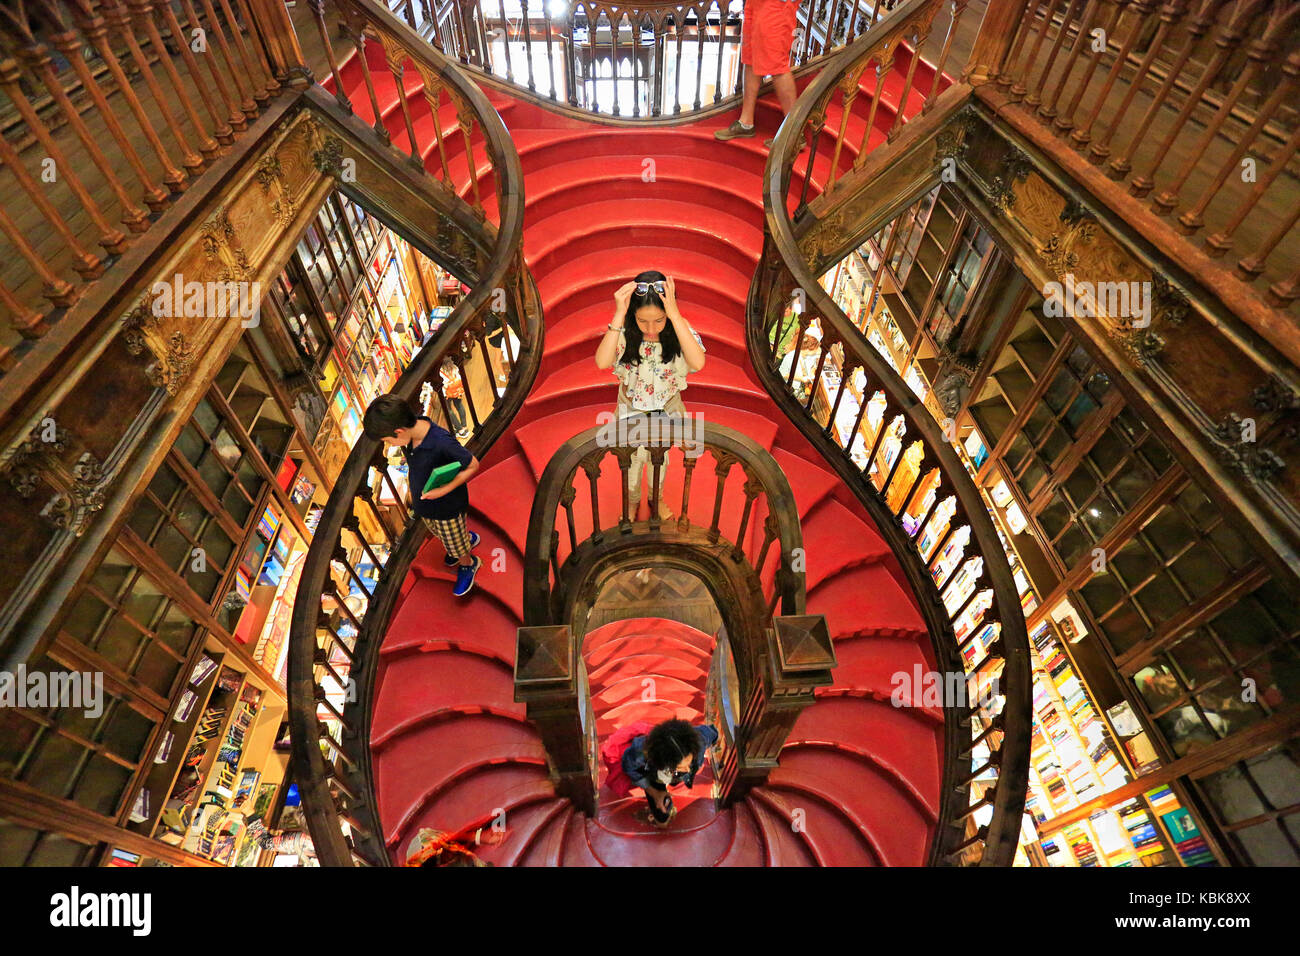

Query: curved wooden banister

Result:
[287,0,543,867]
[521,417,829,805]
[753,0,1033,865]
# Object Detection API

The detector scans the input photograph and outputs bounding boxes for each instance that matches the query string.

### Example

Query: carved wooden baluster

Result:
[42,5,169,213]
[634,10,648,117]
[672,9,686,112]
[732,468,763,562]
[154,0,234,145]
[424,77,456,184]
[754,511,778,579]
[614,447,633,532]
[848,58,886,177]
[233,0,282,96]
[923,0,967,113]
[309,0,351,111]
[1023,0,1082,109]
[708,452,736,544]
[478,323,502,403]
[1118,5,1233,189]
[0,60,127,255]
[566,3,581,108]
[454,343,482,430]
[887,27,926,142]
[996,0,1038,91]
[460,109,485,215]
[0,134,93,293]
[1155,30,1293,220]
[541,2,556,98]
[1055,0,1125,136]
[353,484,397,548]
[804,336,832,414]
[1224,124,1300,272]
[1077,0,1161,151]
[0,272,44,345]
[866,414,899,489]
[1266,263,1300,309]
[647,445,667,531]
[1183,50,1299,236]
[882,439,919,510]
[550,527,562,581]
[912,478,947,541]
[677,445,697,531]
[580,453,604,543]
[784,313,812,389]
[520,0,536,92]
[843,379,873,459]
[347,25,392,145]
[68,0,187,191]
[498,0,515,84]
[561,480,579,552]
[711,5,727,106]
[386,49,428,172]
[432,374,456,432]
[821,79,855,188]
[1011,0,1065,101]
[693,7,706,113]
[3,18,149,234]
[98,0,203,171]
[215,0,270,106]
[128,0,219,161]
[1036,0,1103,124]
[823,358,857,439]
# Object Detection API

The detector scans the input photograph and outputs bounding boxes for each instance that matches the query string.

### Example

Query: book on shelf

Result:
[173,690,198,723]
[188,656,218,687]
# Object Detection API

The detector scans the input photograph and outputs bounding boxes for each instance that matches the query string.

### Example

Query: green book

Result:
[422,461,462,494]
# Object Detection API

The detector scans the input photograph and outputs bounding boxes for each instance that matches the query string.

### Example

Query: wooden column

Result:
[723,614,836,802]
[247,0,313,88]
[514,625,598,815]
[963,0,1028,86]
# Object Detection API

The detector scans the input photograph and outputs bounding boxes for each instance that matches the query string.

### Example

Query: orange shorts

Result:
[739,0,800,78]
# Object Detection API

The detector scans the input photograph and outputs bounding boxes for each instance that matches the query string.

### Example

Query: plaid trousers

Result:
[423,514,473,559]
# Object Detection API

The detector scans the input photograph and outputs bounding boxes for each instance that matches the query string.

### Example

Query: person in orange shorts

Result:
[714,0,803,149]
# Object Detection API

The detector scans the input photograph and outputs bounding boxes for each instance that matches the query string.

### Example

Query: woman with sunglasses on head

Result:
[594,270,707,519]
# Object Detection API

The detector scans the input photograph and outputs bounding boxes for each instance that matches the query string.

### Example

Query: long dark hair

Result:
[618,270,683,366]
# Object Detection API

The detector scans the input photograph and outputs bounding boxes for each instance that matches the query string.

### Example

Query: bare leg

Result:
[738,64,761,127]
[771,71,798,118]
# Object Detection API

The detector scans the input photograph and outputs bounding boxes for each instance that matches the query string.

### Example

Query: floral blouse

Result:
[612,327,705,412]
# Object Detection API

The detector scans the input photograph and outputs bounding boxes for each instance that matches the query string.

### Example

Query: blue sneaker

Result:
[444,531,481,567]
[452,556,482,597]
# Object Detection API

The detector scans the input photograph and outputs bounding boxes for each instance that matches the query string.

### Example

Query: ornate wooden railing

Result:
[0,0,303,362]
[975,0,1300,305]
[381,0,906,117]
[286,1,543,867]
[755,0,1033,865]
[521,417,834,806]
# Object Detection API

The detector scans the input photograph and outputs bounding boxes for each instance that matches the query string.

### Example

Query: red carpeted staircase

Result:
[333,44,951,865]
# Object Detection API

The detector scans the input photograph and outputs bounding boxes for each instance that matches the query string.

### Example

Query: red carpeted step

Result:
[759,783,879,866]
[746,790,818,867]
[798,498,894,591]
[374,714,547,840]
[585,797,733,866]
[559,812,604,867]
[389,766,554,856]
[592,673,706,714]
[808,560,931,637]
[827,635,942,714]
[585,636,712,674]
[517,803,572,866]
[787,696,941,818]
[588,654,709,690]
[716,800,766,867]
[467,452,540,552]
[377,576,520,664]
[474,796,569,866]
[584,617,716,655]
[770,747,934,866]
[408,520,525,621]
[370,648,520,747]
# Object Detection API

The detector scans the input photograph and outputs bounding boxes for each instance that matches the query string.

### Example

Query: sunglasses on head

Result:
[634,281,666,296]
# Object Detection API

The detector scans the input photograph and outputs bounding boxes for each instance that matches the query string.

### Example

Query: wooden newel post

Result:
[724,614,836,801]
[247,0,314,88]
[514,625,599,815]
[962,0,1027,86]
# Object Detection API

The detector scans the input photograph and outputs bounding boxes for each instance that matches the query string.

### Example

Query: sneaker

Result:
[714,119,756,141]
[453,555,482,597]
[444,531,481,567]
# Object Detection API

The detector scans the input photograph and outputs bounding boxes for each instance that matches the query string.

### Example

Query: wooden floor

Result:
[0,2,1294,364]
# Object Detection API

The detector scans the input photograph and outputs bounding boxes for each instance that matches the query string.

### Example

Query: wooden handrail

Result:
[754,0,1033,866]
[286,0,544,867]
[381,0,905,118]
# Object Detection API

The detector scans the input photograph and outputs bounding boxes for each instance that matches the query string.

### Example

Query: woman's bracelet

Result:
[606,324,623,333]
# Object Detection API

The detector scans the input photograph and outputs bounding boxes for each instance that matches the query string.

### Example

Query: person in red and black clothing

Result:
[363,393,483,597]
